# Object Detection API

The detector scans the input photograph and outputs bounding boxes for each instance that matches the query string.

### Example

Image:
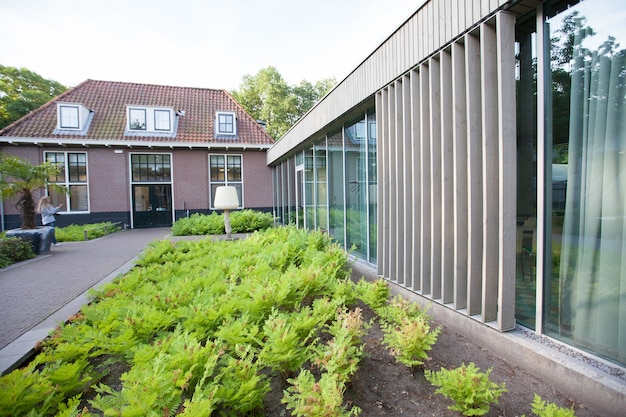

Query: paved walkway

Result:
[0,227,172,374]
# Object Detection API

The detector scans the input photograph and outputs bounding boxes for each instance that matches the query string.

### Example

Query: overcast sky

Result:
[1,0,421,90]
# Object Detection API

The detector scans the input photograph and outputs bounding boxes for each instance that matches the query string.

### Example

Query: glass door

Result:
[132,185,172,228]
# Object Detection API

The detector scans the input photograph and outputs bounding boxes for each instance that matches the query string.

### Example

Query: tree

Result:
[231,66,335,140]
[0,65,67,129]
[0,153,67,229]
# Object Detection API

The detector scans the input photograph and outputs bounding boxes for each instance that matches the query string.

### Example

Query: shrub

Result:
[172,210,274,236]
[55,222,119,242]
[425,362,507,416]
[0,236,35,268]
[230,209,273,233]
[377,296,440,368]
[524,394,577,417]
[171,212,224,236]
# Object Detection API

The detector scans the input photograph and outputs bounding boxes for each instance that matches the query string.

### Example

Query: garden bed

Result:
[0,227,600,416]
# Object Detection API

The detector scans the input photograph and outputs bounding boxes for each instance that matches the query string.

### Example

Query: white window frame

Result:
[59,105,80,129]
[209,153,243,208]
[216,111,237,136]
[154,109,171,131]
[44,151,90,213]
[126,106,175,133]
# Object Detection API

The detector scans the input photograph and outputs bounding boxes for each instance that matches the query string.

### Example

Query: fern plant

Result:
[425,362,507,416]
[523,394,577,417]
[283,370,362,417]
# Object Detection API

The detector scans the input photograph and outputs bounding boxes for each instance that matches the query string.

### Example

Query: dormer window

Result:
[55,103,93,135]
[216,111,236,136]
[125,106,176,137]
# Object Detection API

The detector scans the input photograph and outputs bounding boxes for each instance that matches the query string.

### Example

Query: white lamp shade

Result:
[213,186,240,209]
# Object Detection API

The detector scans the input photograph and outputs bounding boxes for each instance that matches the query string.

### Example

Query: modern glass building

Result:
[269,0,625,412]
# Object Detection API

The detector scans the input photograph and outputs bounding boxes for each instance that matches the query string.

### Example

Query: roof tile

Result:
[0,80,274,146]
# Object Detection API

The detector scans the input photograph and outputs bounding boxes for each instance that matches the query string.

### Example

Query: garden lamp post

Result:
[213,186,239,239]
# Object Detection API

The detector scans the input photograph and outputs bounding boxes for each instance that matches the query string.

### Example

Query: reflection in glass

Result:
[328,129,345,247]
[345,115,368,258]
[304,146,315,230]
[544,0,626,365]
[515,11,538,329]
[315,139,328,231]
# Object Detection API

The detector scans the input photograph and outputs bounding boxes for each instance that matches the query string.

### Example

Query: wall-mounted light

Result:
[114,149,124,154]
[213,186,239,239]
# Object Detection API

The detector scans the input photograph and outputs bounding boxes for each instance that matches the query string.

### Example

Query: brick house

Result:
[0,80,274,229]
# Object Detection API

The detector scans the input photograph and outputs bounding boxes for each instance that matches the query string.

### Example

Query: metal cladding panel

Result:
[268,0,516,165]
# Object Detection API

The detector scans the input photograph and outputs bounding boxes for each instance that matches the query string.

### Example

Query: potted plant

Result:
[0,152,68,254]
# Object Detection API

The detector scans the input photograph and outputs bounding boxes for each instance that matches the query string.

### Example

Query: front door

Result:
[132,185,172,228]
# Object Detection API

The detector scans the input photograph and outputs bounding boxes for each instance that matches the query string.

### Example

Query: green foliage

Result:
[258,311,314,377]
[230,66,336,139]
[526,394,577,417]
[425,362,507,416]
[355,278,390,309]
[230,209,273,233]
[171,210,273,236]
[55,222,119,242]
[0,65,67,129]
[283,371,362,417]
[0,236,35,268]
[377,296,440,368]
[171,212,224,236]
[0,226,438,416]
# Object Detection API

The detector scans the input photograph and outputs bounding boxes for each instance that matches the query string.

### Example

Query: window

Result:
[516,0,626,366]
[131,154,171,182]
[216,112,236,136]
[129,108,147,130]
[59,105,79,129]
[45,152,89,212]
[209,154,242,208]
[55,103,91,134]
[154,109,171,131]
[125,106,175,135]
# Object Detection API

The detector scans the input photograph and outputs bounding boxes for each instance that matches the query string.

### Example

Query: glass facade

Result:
[273,106,377,263]
[516,0,626,366]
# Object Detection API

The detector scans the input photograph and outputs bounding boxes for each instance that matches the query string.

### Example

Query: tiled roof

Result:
[0,80,274,147]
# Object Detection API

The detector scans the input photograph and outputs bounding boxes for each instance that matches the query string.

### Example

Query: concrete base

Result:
[349,259,626,417]
[6,228,53,255]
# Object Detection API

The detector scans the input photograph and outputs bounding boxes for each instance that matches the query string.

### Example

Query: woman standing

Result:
[37,196,63,246]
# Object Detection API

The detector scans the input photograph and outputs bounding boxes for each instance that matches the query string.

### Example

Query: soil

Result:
[77,306,603,417]
[261,302,602,417]
[76,293,606,416]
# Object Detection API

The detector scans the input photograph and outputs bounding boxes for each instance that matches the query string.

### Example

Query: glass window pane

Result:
[218,113,235,134]
[515,11,538,329]
[543,0,626,366]
[46,152,66,182]
[210,155,225,181]
[155,110,171,131]
[69,185,88,211]
[345,115,368,258]
[129,108,146,130]
[60,106,79,129]
[367,107,377,263]
[315,140,328,231]
[227,156,241,181]
[68,153,87,182]
[328,129,345,247]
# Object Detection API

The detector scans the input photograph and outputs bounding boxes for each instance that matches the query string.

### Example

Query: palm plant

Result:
[0,152,67,229]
